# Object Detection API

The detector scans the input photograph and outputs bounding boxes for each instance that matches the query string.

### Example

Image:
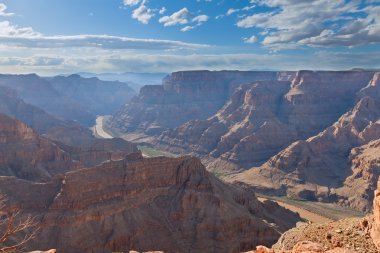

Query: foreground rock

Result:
[371,180,380,250]
[248,179,380,253]
[1,155,300,253]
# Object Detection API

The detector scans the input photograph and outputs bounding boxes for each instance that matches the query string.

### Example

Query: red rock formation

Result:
[156,71,375,173]
[1,155,300,253]
[371,179,380,250]
[108,70,283,137]
[233,95,380,212]
[0,114,138,181]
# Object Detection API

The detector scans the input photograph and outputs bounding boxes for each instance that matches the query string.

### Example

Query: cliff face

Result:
[0,113,79,181]
[232,94,380,212]
[0,114,138,181]
[1,155,300,253]
[156,71,375,172]
[0,86,68,133]
[108,71,282,136]
[372,179,380,250]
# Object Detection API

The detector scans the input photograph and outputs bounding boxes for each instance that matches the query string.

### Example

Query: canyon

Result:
[0,113,300,253]
[0,69,379,252]
[108,70,380,212]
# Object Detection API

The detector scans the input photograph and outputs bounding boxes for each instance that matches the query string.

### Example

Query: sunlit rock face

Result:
[372,179,380,251]
[1,154,300,253]
[109,70,283,136]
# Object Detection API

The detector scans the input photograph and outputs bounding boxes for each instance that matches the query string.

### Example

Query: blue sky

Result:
[0,0,379,74]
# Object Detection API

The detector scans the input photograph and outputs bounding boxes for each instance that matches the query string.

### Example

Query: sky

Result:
[0,0,380,75]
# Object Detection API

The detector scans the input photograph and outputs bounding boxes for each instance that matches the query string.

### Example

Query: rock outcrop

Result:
[108,70,284,137]
[1,155,300,253]
[156,71,375,172]
[0,114,137,181]
[232,95,380,212]
[371,179,380,250]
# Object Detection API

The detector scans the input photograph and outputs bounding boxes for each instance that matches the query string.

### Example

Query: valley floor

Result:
[258,195,365,223]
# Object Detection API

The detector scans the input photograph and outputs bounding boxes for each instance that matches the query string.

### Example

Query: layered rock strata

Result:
[1,155,300,253]
[156,71,375,172]
[108,71,285,136]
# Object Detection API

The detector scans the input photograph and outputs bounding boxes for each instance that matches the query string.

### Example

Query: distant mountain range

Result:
[76,72,167,92]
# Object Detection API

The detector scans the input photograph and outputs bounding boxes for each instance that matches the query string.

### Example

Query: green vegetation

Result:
[137,145,176,158]
[256,193,365,221]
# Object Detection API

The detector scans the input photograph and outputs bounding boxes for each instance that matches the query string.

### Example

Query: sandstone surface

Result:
[0,155,300,253]
[108,70,285,136]
[371,179,380,250]
[232,95,380,212]
[156,71,375,173]
[0,114,137,181]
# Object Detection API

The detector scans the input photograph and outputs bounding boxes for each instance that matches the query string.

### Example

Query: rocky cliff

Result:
[0,155,300,253]
[0,114,137,181]
[156,71,375,172]
[108,70,283,137]
[371,179,380,250]
[232,94,380,212]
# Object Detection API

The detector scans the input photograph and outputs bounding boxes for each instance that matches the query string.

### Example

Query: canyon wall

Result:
[108,70,284,136]
[0,114,137,181]
[156,71,375,172]
[1,155,300,253]
[232,73,380,212]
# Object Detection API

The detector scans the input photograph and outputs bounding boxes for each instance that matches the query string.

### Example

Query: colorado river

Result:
[93,116,113,139]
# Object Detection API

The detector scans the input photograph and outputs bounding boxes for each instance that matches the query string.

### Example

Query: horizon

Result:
[0,0,380,75]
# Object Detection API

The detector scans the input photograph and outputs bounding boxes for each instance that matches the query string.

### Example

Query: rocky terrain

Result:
[108,70,287,137]
[0,106,302,253]
[246,178,380,253]
[0,113,137,181]
[232,79,380,212]
[372,179,380,250]
[1,154,300,253]
[108,70,380,212]
[0,73,135,126]
[155,71,375,172]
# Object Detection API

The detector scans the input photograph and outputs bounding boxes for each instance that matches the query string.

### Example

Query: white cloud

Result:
[132,3,153,24]
[0,21,40,37]
[159,8,190,26]
[0,21,208,50]
[244,35,257,43]
[0,3,14,16]
[237,0,380,48]
[180,15,209,32]
[159,7,166,15]
[192,15,209,23]
[123,0,141,6]
[227,8,238,16]
[4,50,379,76]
